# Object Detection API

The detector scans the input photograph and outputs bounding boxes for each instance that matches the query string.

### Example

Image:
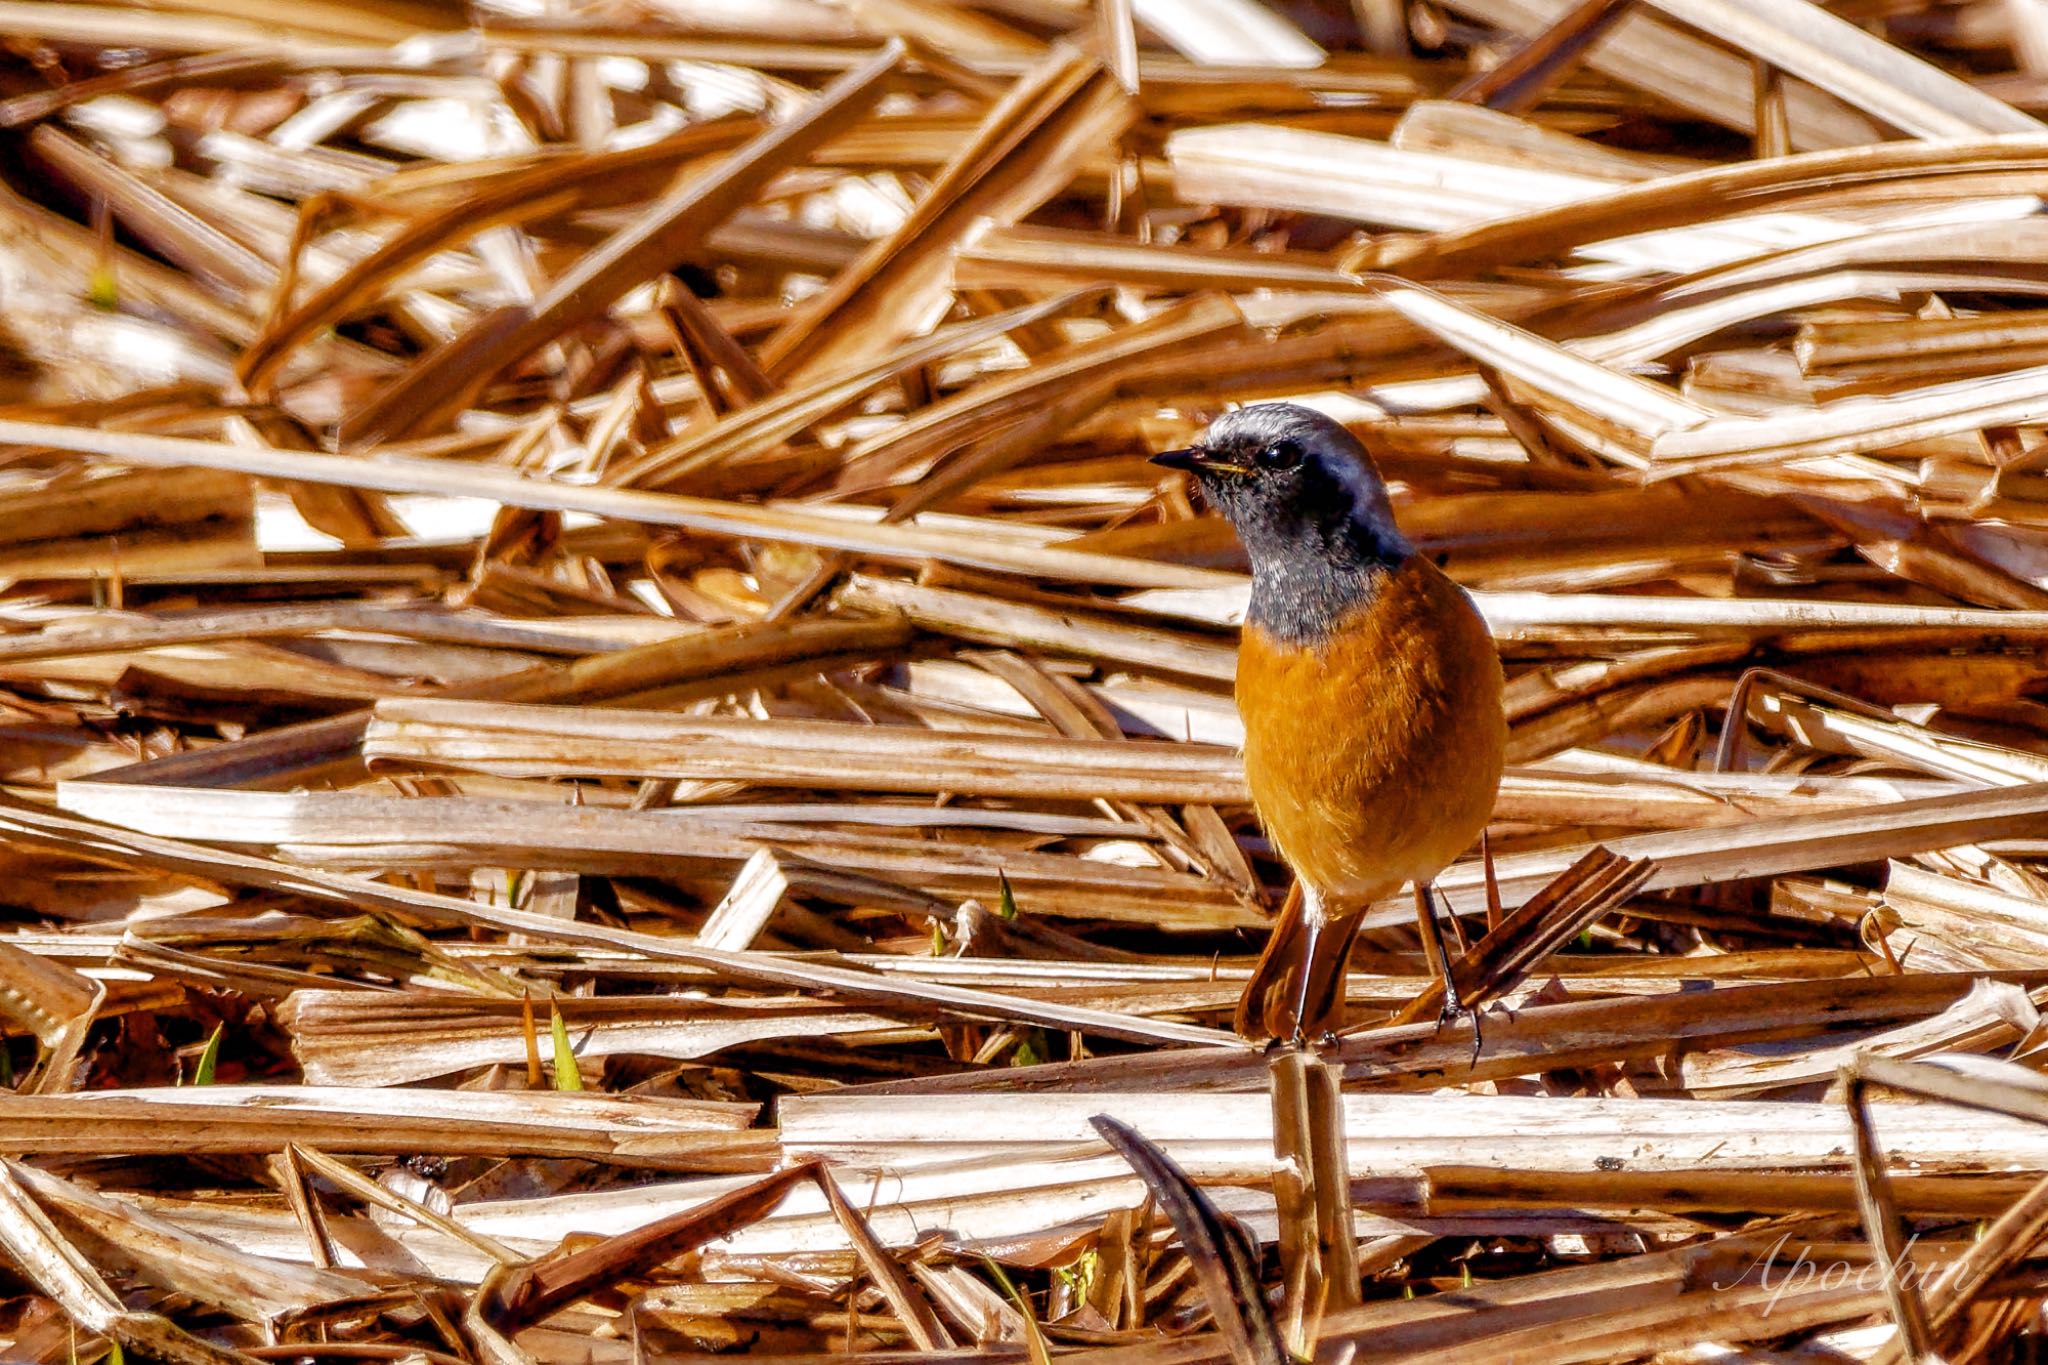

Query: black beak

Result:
[1152,445,1254,478]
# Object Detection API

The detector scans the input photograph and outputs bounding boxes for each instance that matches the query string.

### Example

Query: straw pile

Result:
[11,0,2048,1360]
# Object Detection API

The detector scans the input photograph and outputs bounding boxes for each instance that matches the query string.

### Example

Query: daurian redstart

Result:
[1153,404,1506,1041]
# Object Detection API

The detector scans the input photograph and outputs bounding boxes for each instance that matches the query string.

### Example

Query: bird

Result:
[1151,403,1505,1042]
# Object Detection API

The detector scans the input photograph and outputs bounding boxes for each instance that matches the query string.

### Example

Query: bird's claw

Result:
[1434,995,1485,1064]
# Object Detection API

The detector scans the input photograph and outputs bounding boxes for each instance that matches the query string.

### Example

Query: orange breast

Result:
[1236,555,1505,908]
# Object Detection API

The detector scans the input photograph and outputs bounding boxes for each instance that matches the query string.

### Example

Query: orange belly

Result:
[1236,555,1505,909]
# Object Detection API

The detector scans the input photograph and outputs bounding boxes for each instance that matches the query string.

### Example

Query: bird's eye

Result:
[1258,439,1302,470]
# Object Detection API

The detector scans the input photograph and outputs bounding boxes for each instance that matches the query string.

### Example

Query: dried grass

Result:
[6,2,2048,1362]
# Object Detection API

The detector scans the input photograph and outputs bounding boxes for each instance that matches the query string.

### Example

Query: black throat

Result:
[1244,523,1409,646]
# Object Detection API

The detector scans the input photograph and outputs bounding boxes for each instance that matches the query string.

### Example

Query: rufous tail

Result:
[1234,885,1364,1041]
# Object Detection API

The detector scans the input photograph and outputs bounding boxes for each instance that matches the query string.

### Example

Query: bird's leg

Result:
[1480,828,1503,933]
[1289,889,1322,1051]
[1412,880,1454,1014]
[1413,881,1480,1056]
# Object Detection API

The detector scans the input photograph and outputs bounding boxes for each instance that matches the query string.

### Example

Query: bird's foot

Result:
[1435,994,1462,1033]
[1433,995,1485,1064]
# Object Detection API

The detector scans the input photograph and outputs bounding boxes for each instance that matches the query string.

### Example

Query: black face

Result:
[1151,403,1411,643]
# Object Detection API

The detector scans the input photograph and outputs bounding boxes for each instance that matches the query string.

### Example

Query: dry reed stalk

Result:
[10,2,2048,1361]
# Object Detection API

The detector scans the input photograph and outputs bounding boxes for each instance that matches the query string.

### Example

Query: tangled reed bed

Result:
[11,0,2048,1360]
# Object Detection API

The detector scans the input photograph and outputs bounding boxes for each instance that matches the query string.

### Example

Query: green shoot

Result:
[1011,1030,1047,1067]
[191,1022,224,1086]
[549,1003,584,1091]
[86,266,118,311]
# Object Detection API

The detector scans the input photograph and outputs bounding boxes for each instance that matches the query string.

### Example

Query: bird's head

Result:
[1151,403,1410,584]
